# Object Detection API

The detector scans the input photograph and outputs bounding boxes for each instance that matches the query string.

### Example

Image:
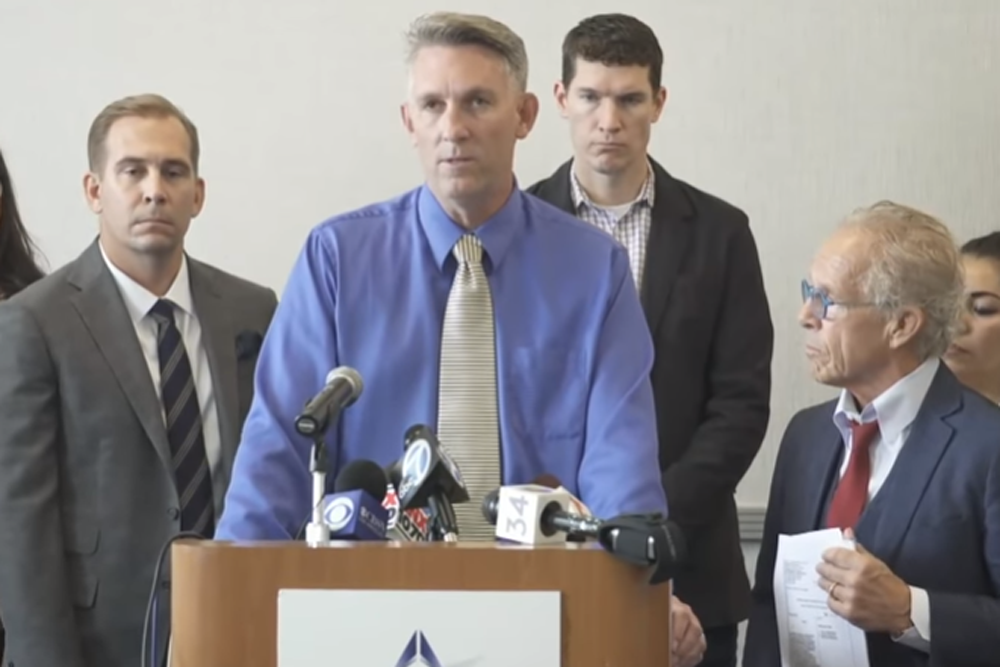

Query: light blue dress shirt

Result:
[216,184,667,540]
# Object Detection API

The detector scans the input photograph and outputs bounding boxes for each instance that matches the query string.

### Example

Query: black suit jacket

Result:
[527,158,774,628]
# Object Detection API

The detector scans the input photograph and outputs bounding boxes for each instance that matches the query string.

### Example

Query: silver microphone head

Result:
[325,366,364,406]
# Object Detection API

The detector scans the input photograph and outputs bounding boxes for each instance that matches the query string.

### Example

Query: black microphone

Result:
[294,366,364,437]
[596,516,687,584]
[396,424,469,541]
[334,459,389,500]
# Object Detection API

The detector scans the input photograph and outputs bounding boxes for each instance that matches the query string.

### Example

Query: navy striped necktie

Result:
[149,299,215,537]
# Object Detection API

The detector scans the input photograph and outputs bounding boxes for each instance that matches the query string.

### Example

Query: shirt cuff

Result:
[892,586,931,653]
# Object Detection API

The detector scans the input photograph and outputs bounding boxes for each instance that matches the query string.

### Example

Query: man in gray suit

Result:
[0,93,278,667]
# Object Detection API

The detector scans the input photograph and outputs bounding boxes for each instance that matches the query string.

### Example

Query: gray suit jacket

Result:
[0,240,278,667]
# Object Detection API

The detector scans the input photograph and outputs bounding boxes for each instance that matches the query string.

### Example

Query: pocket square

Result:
[235,330,263,361]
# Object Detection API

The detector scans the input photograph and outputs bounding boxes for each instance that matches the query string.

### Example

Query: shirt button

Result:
[168,507,180,520]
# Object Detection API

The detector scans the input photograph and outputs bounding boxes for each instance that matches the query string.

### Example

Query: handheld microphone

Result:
[294,366,364,437]
[396,424,469,542]
[526,474,591,541]
[482,479,687,584]
[320,459,390,541]
[483,484,599,545]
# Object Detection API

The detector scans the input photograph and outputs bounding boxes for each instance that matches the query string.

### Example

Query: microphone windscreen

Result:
[335,459,389,501]
[481,488,500,525]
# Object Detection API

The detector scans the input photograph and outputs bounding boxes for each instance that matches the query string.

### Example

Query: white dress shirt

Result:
[832,356,939,653]
[100,243,224,515]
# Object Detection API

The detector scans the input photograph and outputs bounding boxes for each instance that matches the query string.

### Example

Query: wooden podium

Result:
[170,539,671,667]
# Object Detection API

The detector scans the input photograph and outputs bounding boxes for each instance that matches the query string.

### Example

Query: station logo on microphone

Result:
[399,439,431,499]
[324,496,354,531]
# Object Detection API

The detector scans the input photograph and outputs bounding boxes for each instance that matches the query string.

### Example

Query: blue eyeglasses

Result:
[801,280,876,320]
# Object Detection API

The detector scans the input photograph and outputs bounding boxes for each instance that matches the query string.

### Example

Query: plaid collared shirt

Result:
[570,162,655,293]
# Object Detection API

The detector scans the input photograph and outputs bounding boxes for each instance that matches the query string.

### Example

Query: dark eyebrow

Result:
[576,87,648,100]
[969,290,1000,300]
[462,87,496,100]
[415,92,441,105]
[114,157,144,169]
[416,87,497,105]
[114,157,191,173]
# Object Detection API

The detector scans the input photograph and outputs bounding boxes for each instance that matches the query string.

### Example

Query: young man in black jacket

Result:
[527,14,774,667]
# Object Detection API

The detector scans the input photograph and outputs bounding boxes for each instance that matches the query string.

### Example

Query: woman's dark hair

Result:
[0,147,45,297]
[961,231,1000,263]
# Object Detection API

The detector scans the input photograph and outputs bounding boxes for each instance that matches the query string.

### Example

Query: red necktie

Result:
[826,420,879,530]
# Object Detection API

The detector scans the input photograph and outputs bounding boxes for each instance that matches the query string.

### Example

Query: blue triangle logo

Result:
[394,630,443,667]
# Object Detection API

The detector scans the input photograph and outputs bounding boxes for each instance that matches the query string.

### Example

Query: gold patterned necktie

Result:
[436,234,501,541]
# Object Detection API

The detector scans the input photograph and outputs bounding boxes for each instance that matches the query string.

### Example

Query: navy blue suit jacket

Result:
[743,365,1000,666]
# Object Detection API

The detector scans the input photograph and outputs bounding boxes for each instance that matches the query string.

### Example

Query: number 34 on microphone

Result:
[495,484,572,546]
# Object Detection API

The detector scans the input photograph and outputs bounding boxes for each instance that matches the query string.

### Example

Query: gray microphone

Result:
[294,366,364,437]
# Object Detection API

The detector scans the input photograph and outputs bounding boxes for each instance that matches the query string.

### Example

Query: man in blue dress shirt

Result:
[216,11,668,541]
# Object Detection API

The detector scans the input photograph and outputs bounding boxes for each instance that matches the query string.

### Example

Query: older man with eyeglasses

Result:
[743,201,1000,667]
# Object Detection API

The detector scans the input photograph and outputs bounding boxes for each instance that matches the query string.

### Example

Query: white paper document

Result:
[773,528,870,667]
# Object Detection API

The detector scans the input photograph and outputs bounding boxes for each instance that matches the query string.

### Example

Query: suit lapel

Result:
[803,416,846,531]
[529,159,576,212]
[67,241,174,474]
[189,261,240,471]
[640,161,695,334]
[855,367,960,563]
[531,158,695,335]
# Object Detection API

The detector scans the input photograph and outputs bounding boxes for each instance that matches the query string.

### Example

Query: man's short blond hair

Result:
[87,93,200,174]
[405,12,529,91]
[842,200,964,359]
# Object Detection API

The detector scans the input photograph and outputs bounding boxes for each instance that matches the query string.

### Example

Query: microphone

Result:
[528,474,591,541]
[320,459,390,541]
[595,515,687,585]
[382,459,431,541]
[483,484,599,545]
[396,424,470,542]
[296,367,364,547]
[294,366,364,437]
[482,479,687,584]
[382,483,432,542]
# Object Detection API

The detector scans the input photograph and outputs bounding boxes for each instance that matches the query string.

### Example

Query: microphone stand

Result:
[304,437,330,547]
[427,496,459,542]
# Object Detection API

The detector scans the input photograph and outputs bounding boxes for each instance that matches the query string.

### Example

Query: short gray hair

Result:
[405,12,529,91]
[843,200,963,359]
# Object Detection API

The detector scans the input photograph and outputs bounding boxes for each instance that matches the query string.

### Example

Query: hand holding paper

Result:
[816,528,913,634]
[774,528,870,667]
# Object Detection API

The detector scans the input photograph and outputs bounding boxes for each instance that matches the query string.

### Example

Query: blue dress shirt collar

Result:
[416,181,525,273]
